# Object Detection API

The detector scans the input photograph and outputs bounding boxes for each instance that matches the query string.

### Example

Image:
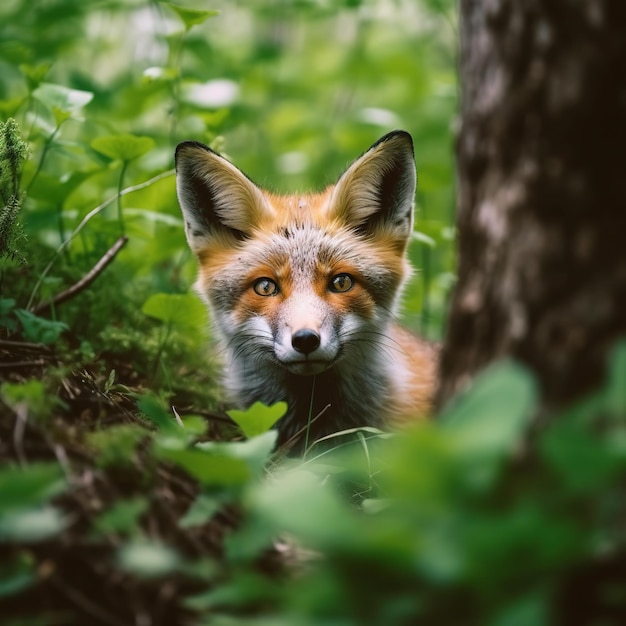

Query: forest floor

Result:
[0,336,286,625]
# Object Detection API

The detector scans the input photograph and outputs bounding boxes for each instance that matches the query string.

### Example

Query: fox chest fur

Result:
[175,131,437,451]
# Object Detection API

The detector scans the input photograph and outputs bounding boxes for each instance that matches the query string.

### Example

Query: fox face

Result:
[176,131,430,447]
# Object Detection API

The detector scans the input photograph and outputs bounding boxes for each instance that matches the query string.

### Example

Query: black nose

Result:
[291,328,321,355]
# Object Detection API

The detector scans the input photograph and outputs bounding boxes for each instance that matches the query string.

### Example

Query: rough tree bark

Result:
[438,0,626,410]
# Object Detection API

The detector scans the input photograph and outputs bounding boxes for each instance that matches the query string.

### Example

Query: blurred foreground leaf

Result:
[227,401,287,439]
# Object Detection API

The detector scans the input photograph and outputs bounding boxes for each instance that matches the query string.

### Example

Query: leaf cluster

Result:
[0,119,28,264]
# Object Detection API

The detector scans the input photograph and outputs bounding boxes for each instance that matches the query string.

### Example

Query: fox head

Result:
[175,131,416,380]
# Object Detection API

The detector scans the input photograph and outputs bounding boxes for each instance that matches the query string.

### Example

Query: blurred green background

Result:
[1,0,457,342]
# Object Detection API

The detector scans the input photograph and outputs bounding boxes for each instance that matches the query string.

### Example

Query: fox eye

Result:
[329,273,354,293]
[253,278,279,296]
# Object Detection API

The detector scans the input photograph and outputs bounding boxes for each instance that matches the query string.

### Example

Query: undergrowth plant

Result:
[2,346,625,624]
[0,118,28,267]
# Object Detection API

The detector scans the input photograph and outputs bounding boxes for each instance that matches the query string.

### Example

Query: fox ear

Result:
[175,141,273,251]
[330,130,416,246]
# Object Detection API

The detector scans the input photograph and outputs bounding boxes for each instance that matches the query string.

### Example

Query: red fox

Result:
[175,131,437,450]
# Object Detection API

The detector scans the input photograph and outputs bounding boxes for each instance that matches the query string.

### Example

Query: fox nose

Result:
[291,328,321,355]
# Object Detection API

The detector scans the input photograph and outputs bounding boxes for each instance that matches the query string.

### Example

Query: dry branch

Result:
[32,235,128,316]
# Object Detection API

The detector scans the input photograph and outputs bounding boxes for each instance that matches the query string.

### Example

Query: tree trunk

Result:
[438,0,626,410]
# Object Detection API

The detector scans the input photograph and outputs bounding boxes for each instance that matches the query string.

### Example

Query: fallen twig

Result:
[26,168,174,310]
[32,235,128,316]
[0,339,52,351]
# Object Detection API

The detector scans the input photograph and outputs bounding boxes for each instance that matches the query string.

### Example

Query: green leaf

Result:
[93,497,149,536]
[439,361,537,491]
[442,361,537,458]
[227,401,287,439]
[32,82,93,115]
[117,540,181,578]
[0,506,67,542]
[14,309,68,344]
[0,299,17,330]
[179,494,222,529]
[137,393,181,435]
[141,292,207,328]
[197,431,278,474]
[91,134,155,162]
[250,469,357,547]
[19,62,52,91]
[163,3,219,31]
[157,447,250,486]
[0,463,65,511]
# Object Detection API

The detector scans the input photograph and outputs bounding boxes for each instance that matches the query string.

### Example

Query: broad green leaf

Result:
[141,292,207,328]
[442,360,537,458]
[197,430,278,474]
[0,506,67,542]
[250,469,357,547]
[91,134,155,162]
[19,62,51,91]
[117,540,181,578]
[0,298,17,332]
[93,497,149,536]
[0,298,16,316]
[227,401,287,439]
[52,107,72,127]
[0,463,65,511]
[163,3,219,30]
[157,448,250,486]
[438,361,537,491]
[14,309,68,344]
[137,393,181,435]
[541,422,621,494]
[32,82,93,114]
[180,415,209,436]
[179,494,221,529]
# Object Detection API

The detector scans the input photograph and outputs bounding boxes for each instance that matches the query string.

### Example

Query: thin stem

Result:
[153,320,172,383]
[25,123,62,195]
[26,169,175,310]
[304,375,317,453]
[116,160,128,236]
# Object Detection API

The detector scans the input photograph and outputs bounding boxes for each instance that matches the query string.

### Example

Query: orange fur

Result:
[176,131,437,451]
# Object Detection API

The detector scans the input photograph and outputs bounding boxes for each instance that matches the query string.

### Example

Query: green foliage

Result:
[3,342,626,622]
[142,292,207,328]
[227,401,288,439]
[0,464,67,544]
[0,379,60,421]
[12,1,612,624]
[163,3,220,32]
[91,134,155,163]
[117,538,182,578]
[13,308,68,344]
[0,118,28,264]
